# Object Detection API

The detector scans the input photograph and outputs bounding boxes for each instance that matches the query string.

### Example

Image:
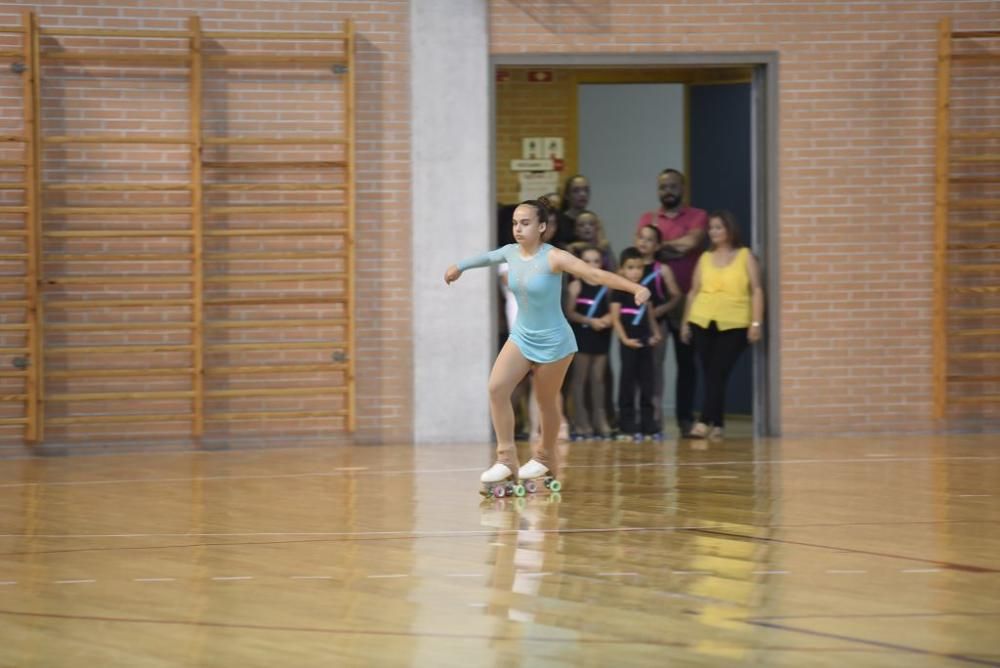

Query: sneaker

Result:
[644,432,664,442]
[615,433,632,442]
[708,426,724,440]
[686,422,709,439]
[632,433,643,443]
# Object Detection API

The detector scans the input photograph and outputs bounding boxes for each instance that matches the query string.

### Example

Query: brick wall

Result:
[0,0,411,447]
[491,0,1000,434]
[1,1,995,446]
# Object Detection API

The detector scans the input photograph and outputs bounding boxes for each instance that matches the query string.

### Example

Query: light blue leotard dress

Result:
[458,243,577,364]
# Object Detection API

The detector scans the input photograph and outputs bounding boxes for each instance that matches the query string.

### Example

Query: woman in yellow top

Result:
[680,210,764,439]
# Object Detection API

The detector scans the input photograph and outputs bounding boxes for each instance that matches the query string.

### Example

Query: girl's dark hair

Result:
[560,174,590,211]
[639,223,662,244]
[708,209,743,249]
[570,243,600,259]
[619,246,644,266]
[515,198,554,230]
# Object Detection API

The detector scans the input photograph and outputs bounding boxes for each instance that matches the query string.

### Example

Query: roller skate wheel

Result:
[512,484,526,497]
[493,485,506,498]
[525,480,537,493]
[548,479,562,492]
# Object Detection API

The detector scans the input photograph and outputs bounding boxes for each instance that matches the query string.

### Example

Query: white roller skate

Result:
[479,462,525,499]
[517,459,562,496]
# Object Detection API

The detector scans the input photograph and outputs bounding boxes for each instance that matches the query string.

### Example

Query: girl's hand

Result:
[590,317,610,331]
[634,287,651,306]
[649,332,662,347]
[444,265,462,285]
[748,323,762,344]
[623,337,643,349]
[680,323,692,345]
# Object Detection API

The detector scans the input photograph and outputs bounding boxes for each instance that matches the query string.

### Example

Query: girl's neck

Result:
[714,243,734,253]
[519,240,543,256]
[641,252,654,263]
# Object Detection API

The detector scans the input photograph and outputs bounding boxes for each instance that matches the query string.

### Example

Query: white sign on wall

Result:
[518,171,560,201]
[522,137,543,159]
[543,137,564,160]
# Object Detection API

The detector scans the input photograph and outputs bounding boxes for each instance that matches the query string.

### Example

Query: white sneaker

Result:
[517,459,550,480]
[480,462,514,484]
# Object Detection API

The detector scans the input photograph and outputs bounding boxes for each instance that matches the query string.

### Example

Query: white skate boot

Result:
[479,462,525,499]
[517,459,562,495]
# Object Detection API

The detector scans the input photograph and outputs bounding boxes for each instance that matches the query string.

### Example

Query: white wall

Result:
[411,1,492,443]
[578,83,685,413]
[578,83,685,268]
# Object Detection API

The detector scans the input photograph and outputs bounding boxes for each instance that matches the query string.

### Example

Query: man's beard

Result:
[660,195,680,210]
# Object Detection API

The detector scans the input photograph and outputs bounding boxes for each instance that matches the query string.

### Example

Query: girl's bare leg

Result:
[528,353,574,477]
[569,354,593,434]
[589,354,611,435]
[487,339,533,473]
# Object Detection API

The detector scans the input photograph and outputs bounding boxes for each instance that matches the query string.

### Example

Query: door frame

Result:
[490,53,780,437]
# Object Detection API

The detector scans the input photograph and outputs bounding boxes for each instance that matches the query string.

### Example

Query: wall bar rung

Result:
[43,274,193,285]
[45,299,194,308]
[205,410,347,421]
[40,27,189,38]
[205,252,342,260]
[205,387,346,399]
[204,183,346,191]
[203,54,347,66]
[205,318,346,329]
[203,161,345,169]
[47,390,195,402]
[42,52,190,65]
[44,206,194,215]
[203,228,345,237]
[46,367,192,379]
[45,321,193,331]
[203,296,346,306]
[46,183,192,191]
[206,205,347,215]
[46,344,195,354]
[204,341,333,351]
[43,253,193,261]
[47,413,190,425]
[205,364,346,375]
[203,31,347,40]
[44,230,194,238]
[43,135,193,145]
[202,273,344,283]
[203,136,347,145]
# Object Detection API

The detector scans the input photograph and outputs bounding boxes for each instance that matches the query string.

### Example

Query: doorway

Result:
[491,56,779,437]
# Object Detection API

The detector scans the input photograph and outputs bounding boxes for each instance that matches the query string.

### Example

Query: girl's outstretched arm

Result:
[549,248,650,306]
[445,246,509,285]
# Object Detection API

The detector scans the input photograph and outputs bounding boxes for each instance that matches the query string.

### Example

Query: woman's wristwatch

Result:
[751,321,761,328]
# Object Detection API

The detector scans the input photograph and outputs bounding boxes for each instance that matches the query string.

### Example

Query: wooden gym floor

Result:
[0,434,998,667]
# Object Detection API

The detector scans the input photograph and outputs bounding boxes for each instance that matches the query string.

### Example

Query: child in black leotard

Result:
[564,246,613,439]
[636,224,682,432]
[611,247,665,441]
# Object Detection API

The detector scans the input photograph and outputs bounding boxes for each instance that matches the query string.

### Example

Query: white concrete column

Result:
[411,0,492,443]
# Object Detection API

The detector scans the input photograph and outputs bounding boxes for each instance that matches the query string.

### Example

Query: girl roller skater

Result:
[445,198,650,497]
